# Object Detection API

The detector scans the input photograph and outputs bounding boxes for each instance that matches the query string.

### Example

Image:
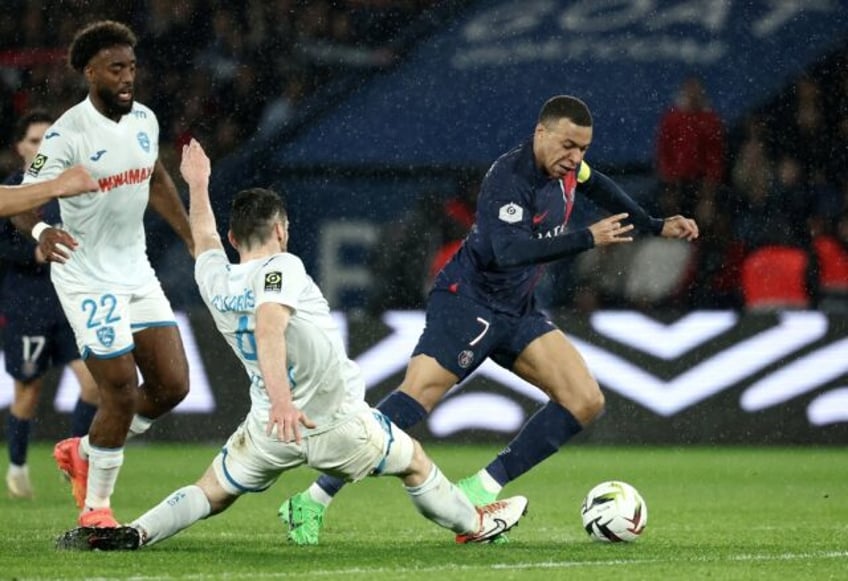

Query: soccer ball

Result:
[580,480,647,542]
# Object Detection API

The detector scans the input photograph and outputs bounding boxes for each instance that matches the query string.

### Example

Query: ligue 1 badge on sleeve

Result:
[264,271,282,292]
[28,153,48,177]
[498,202,523,224]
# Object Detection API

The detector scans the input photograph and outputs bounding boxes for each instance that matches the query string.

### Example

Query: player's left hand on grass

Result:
[266,401,316,444]
[661,215,700,241]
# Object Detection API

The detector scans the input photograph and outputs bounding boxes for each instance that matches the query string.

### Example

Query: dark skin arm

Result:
[13,160,195,263]
[148,159,194,255]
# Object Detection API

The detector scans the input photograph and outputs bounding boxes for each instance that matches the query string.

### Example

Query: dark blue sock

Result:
[316,391,430,497]
[71,399,98,437]
[7,414,31,466]
[485,401,583,486]
[375,390,428,430]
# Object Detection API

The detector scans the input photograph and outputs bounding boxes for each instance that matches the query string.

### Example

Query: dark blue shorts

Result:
[412,290,557,380]
[3,309,80,382]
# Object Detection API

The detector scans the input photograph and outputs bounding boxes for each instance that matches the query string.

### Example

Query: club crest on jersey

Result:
[137,131,150,152]
[498,203,523,224]
[27,153,48,177]
[96,326,116,347]
[458,349,474,369]
[264,271,282,292]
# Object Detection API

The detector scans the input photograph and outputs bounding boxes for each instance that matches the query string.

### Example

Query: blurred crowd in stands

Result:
[0,0,435,171]
[0,2,846,314]
[368,55,848,315]
[563,60,848,314]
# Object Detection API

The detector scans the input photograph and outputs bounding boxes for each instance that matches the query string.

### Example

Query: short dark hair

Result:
[68,20,137,72]
[538,95,593,128]
[229,188,288,250]
[14,110,54,143]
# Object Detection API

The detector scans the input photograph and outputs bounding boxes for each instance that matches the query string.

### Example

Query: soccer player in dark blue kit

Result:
[280,95,699,544]
[2,112,99,499]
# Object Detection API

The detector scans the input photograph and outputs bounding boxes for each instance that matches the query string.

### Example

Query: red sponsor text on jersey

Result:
[97,166,154,192]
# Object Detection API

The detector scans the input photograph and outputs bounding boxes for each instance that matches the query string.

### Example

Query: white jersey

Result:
[195,249,368,435]
[22,96,159,289]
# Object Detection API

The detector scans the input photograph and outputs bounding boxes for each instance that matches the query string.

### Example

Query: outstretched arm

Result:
[8,165,98,263]
[2,165,96,217]
[582,169,699,240]
[150,158,194,256]
[180,139,223,258]
[493,212,637,268]
[581,169,665,234]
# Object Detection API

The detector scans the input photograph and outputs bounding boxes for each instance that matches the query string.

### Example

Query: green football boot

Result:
[278,491,325,546]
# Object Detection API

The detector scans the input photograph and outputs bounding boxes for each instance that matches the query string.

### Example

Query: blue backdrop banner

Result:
[276,0,848,167]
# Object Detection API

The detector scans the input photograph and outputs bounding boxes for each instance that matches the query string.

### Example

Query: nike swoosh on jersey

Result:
[45,131,60,140]
[532,211,548,225]
[90,150,107,161]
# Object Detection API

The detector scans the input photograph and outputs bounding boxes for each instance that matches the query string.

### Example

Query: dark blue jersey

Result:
[433,139,663,316]
[0,171,63,315]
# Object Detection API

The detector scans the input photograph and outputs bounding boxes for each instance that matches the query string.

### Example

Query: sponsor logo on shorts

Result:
[96,326,115,347]
[27,153,48,177]
[264,271,282,292]
[458,349,474,368]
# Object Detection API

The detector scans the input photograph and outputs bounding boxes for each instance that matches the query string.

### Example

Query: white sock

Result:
[478,468,503,495]
[8,463,27,476]
[131,485,211,547]
[308,482,333,507]
[79,435,91,461]
[127,415,154,440]
[85,446,124,509]
[405,465,478,534]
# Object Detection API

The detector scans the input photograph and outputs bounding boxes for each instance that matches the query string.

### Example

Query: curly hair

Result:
[68,20,137,72]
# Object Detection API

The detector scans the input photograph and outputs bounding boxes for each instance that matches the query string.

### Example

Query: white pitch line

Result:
[105,550,848,581]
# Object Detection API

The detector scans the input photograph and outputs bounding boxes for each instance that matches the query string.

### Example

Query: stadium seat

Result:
[813,235,848,312]
[741,246,810,310]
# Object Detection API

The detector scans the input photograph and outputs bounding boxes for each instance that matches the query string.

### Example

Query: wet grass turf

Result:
[2,444,846,580]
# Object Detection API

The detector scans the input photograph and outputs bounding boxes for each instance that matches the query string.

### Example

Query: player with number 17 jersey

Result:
[195,249,368,435]
[22,96,159,291]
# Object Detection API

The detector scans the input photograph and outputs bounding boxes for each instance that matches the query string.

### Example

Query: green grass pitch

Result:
[2,444,846,580]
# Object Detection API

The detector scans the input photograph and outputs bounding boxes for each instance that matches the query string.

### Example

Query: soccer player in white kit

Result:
[15,21,193,529]
[55,139,529,551]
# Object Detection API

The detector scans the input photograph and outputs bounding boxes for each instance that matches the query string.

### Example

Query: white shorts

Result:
[213,408,415,495]
[53,277,177,359]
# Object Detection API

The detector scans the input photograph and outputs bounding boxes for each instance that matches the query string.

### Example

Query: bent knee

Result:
[154,374,190,408]
[555,379,605,425]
